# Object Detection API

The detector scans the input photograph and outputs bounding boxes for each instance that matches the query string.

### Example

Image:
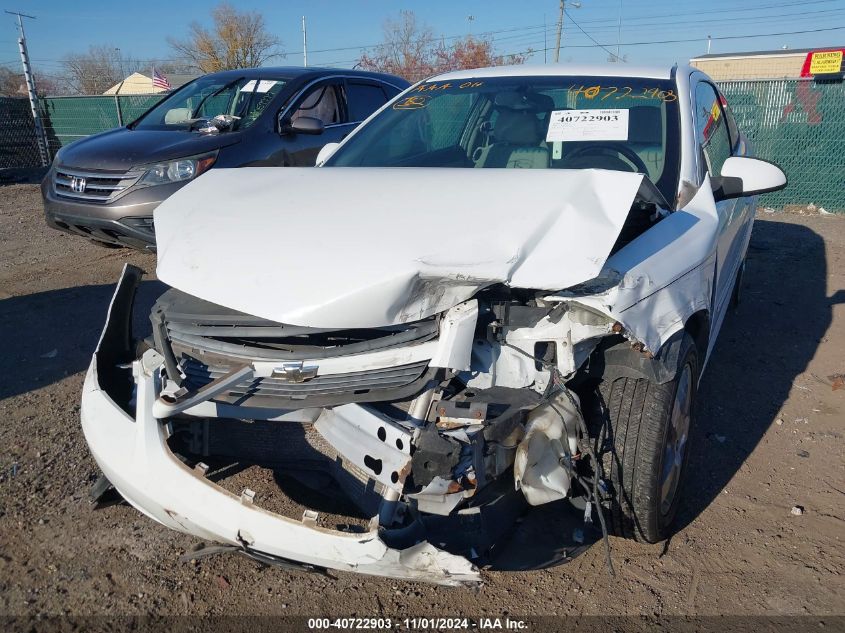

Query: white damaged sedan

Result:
[81,64,786,585]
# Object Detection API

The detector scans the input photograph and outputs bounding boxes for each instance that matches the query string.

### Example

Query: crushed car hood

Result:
[155,167,644,328]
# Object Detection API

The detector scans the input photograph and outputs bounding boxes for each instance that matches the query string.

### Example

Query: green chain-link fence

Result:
[1,80,843,211]
[719,78,845,211]
[0,97,42,169]
[37,94,164,155]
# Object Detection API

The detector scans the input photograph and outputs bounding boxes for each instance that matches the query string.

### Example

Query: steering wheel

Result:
[562,142,649,174]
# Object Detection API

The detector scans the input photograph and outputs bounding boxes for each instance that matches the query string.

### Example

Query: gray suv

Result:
[41,67,407,250]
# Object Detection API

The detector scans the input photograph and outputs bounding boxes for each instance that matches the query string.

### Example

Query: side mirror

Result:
[315,142,340,166]
[711,156,787,202]
[282,116,324,136]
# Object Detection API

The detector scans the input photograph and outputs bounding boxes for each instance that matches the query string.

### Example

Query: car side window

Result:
[719,92,740,150]
[694,82,732,177]
[346,82,389,122]
[290,83,343,126]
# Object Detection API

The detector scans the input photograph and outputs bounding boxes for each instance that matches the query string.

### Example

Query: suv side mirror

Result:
[282,116,325,136]
[315,142,340,166]
[711,156,787,202]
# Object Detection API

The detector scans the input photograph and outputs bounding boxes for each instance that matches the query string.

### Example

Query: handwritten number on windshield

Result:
[569,85,678,103]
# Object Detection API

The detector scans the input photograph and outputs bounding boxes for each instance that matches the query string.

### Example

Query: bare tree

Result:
[62,45,142,95]
[168,3,283,72]
[359,11,530,82]
[0,67,25,96]
[358,11,437,83]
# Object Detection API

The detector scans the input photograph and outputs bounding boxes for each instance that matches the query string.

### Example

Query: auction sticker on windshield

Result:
[546,108,629,142]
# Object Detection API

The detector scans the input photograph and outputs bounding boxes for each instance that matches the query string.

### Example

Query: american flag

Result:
[152,68,171,91]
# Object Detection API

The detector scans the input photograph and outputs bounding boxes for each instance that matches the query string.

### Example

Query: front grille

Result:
[180,355,432,407]
[53,167,142,203]
[155,288,438,362]
[151,288,440,408]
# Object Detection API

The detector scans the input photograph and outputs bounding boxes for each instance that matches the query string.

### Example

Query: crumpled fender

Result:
[552,178,720,360]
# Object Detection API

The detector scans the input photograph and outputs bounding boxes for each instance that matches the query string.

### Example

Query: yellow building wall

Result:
[690,54,807,81]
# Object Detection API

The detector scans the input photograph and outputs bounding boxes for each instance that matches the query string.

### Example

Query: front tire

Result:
[599,333,699,543]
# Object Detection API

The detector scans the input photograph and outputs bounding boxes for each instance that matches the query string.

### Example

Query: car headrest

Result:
[629,105,662,145]
[494,91,554,113]
[495,108,542,145]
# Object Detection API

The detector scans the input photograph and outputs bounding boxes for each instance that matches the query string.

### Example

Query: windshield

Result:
[327,75,681,203]
[133,76,287,132]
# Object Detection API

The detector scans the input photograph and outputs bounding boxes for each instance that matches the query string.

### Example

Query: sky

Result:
[2,0,845,79]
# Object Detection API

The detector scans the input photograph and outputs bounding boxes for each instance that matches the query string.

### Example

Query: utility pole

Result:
[553,1,580,63]
[553,1,565,63]
[115,47,124,79]
[302,16,308,67]
[544,13,548,63]
[6,10,49,166]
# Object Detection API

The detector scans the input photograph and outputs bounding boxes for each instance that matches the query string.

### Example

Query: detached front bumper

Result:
[79,265,480,586]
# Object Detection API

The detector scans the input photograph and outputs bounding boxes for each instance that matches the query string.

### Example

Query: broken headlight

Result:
[135,151,217,187]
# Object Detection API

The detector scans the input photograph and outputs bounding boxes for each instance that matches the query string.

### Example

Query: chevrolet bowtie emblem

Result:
[271,361,319,383]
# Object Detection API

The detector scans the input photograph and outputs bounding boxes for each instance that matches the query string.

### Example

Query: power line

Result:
[503,24,845,57]
[564,9,623,62]
[484,8,845,59]
[571,0,844,26]
[564,6,845,33]
[6,2,844,71]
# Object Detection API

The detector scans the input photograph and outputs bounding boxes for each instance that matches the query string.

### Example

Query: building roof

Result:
[691,46,843,60]
[103,72,200,95]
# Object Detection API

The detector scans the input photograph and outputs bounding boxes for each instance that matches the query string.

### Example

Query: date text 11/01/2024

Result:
[307,617,529,630]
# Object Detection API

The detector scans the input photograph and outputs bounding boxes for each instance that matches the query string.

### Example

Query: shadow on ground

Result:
[676,219,844,533]
[0,278,166,400]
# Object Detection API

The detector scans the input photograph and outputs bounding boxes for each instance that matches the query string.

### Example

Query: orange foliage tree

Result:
[359,11,530,82]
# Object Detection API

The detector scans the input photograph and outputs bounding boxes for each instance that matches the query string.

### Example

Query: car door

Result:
[275,79,352,166]
[716,89,756,277]
[692,79,742,338]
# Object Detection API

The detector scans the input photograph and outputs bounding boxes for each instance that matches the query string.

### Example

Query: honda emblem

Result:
[70,176,86,193]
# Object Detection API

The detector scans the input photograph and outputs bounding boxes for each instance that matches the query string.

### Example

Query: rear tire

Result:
[599,333,699,543]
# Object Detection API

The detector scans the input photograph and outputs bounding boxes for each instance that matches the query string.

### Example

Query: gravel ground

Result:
[1,184,844,619]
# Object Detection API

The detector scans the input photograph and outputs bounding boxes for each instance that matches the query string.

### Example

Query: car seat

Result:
[476,92,553,168]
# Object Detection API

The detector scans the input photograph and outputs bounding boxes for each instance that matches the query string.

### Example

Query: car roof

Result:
[428,63,681,82]
[199,66,408,86]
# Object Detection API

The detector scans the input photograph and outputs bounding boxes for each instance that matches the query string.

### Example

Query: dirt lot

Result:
[1,183,844,620]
